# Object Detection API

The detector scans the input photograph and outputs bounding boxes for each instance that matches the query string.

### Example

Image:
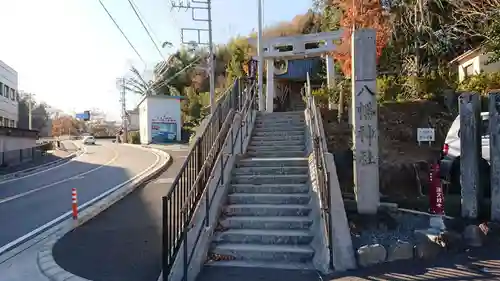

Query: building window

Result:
[0,83,3,96]
[10,89,15,101]
[10,120,15,128]
[0,117,4,127]
[464,64,475,77]
[3,85,8,98]
[4,118,10,127]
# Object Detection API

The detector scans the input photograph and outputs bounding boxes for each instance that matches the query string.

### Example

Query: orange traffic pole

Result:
[72,188,78,219]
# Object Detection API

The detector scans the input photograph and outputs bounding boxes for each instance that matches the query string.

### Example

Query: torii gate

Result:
[248,30,343,113]
[250,29,381,216]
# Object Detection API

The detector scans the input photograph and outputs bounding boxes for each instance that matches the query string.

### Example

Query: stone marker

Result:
[489,92,500,221]
[459,93,481,219]
[351,29,380,215]
[357,244,387,267]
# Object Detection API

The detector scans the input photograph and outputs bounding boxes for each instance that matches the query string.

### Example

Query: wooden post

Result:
[489,92,500,221]
[351,29,379,214]
[459,92,481,219]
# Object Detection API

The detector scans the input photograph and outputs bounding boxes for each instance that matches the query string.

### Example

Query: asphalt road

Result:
[0,141,160,250]
[52,145,188,281]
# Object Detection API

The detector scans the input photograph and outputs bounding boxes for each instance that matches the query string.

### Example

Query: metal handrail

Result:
[304,72,334,269]
[162,78,255,281]
[181,81,257,281]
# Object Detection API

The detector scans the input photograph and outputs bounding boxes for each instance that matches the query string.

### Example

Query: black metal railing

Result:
[304,72,334,269]
[162,78,256,281]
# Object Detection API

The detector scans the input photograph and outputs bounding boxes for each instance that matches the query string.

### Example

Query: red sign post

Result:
[429,163,445,215]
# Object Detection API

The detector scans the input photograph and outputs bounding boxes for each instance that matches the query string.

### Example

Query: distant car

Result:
[440,112,490,195]
[83,136,96,145]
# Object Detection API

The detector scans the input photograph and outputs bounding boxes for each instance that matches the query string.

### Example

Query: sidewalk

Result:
[196,246,500,281]
[52,144,189,281]
[0,143,75,176]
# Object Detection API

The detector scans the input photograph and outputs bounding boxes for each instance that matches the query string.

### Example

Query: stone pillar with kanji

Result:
[351,29,380,214]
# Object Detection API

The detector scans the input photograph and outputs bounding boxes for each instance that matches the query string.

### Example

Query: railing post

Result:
[182,212,188,281]
[240,119,244,154]
[205,182,210,227]
[162,196,169,281]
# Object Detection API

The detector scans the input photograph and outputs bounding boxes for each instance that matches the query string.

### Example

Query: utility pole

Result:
[257,0,264,111]
[171,0,215,114]
[28,93,32,130]
[117,78,128,143]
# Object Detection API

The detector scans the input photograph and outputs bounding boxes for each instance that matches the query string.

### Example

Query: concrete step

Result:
[253,130,304,137]
[247,150,306,158]
[233,166,309,175]
[246,145,305,152]
[253,126,305,132]
[225,204,311,217]
[249,139,305,146]
[213,229,314,245]
[236,158,308,168]
[220,216,313,230]
[257,111,304,117]
[255,119,305,126]
[228,193,310,205]
[209,243,314,263]
[251,135,304,142]
[204,259,315,270]
[231,184,309,194]
[231,174,308,184]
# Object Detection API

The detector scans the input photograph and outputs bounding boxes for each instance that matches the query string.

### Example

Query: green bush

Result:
[128,131,140,144]
[39,142,54,152]
[459,71,500,95]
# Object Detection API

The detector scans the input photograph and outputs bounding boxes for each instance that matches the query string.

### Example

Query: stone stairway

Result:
[206,111,317,270]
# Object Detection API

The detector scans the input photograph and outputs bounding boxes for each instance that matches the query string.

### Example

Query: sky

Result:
[0,0,312,121]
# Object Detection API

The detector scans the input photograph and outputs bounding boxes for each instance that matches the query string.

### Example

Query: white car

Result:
[83,136,96,145]
[440,112,490,195]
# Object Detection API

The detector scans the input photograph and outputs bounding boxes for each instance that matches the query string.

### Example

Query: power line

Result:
[97,0,145,64]
[150,56,202,93]
[129,0,161,45]
[126,0,166,61]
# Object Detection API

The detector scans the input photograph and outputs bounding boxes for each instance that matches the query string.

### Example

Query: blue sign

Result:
[76,111,90,120]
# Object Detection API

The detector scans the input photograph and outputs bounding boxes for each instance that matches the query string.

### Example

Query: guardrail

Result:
[162,78,252,280]
[304,72,334,269]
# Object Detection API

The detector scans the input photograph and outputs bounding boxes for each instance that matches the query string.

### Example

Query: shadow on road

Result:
[52,148,187,281]
[0,157,140,250]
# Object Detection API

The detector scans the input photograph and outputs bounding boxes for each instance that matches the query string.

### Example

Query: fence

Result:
[0,146,47,168]
[304,72,334,269]
[162,78,255,280]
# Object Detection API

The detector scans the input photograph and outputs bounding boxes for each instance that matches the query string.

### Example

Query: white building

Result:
[138,95,182,144]
[127,108,139,131]
[0,60,18,127]
[450,47,500,82]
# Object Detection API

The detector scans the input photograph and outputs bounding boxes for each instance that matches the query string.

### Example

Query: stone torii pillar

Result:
[266,59,275,113]
[351,29,380,214]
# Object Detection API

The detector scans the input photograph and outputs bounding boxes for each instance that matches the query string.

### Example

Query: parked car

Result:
[83,136,96,145]
[440,112,490,195]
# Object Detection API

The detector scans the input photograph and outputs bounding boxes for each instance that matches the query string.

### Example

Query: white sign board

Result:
[417,128,435,142]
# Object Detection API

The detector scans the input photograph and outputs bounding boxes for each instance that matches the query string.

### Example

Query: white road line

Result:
[0,149,119,205]
[0,148,162,256]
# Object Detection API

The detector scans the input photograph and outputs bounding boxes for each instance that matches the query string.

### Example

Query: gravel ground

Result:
[348,211,438,249]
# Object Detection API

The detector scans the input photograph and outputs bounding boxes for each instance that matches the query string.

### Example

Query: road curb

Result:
[37,145,173,281]
[0,144,84,183]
